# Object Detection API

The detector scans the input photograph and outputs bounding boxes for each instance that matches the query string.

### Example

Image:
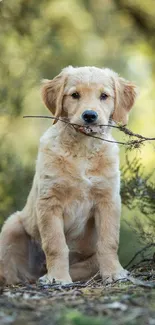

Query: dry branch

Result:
[23,115,155,149]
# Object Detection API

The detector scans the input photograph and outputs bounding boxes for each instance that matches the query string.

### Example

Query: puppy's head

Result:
[41,66,138,132]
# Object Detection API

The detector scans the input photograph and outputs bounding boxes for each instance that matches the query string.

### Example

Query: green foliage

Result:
[121,157,155,215]
[121,156,155,245]
[0,137,34,227]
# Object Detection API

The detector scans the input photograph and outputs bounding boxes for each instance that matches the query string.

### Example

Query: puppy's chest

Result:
[52,147,117,239]
[63,153,113,239]
[63,150,114,187]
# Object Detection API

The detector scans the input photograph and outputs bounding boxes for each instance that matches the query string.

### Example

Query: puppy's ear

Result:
[41,73,66,122]
[112,76,138,125]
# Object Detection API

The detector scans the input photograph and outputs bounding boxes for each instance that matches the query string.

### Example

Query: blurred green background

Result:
[0,0,155,265]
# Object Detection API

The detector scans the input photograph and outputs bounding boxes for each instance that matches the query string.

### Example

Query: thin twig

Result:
[125,243,155,269]
[23,115,72,125]
[85,271,100,286]
[23,115,126,145]
[127,275,155,288]
[23,115,155,147]
[38,281,87,290]
[118,125,155,141]
[129,258,154,271]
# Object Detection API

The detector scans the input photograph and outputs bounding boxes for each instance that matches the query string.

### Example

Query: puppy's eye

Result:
[71,92,80,99]
[100,93,108,100]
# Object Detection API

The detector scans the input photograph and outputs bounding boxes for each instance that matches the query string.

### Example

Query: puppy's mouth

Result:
[75,125,105,135]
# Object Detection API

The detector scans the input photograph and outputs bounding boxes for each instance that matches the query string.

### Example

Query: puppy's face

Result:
[42,66,138,133]
[63,81,114,128]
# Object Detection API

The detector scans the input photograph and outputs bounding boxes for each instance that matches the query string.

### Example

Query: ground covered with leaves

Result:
[0,260,155,325]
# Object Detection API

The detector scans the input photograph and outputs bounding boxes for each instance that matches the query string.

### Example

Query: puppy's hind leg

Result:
[70,254,99,282]
[0,212,41,285]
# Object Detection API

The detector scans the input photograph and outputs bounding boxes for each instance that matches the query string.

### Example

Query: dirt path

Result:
[0,260,155,325]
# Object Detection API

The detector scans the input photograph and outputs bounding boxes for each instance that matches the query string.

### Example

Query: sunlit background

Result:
[0,0,155,265]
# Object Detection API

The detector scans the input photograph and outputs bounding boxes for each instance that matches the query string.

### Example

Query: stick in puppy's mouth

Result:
[76,125,105,135]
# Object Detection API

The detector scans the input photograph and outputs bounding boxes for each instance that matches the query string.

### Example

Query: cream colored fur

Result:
[0,66,137,285]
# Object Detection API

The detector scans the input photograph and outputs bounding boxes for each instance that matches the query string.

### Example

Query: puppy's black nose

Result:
[82,110,98,124]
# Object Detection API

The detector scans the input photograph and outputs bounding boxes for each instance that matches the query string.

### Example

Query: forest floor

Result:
[0,259,155,325]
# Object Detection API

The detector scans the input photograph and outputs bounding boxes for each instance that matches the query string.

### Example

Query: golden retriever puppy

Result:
[0,66,137,285]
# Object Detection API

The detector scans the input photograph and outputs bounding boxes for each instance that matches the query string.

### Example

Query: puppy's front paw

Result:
[39,273,72,285]
[102,268,129,284]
